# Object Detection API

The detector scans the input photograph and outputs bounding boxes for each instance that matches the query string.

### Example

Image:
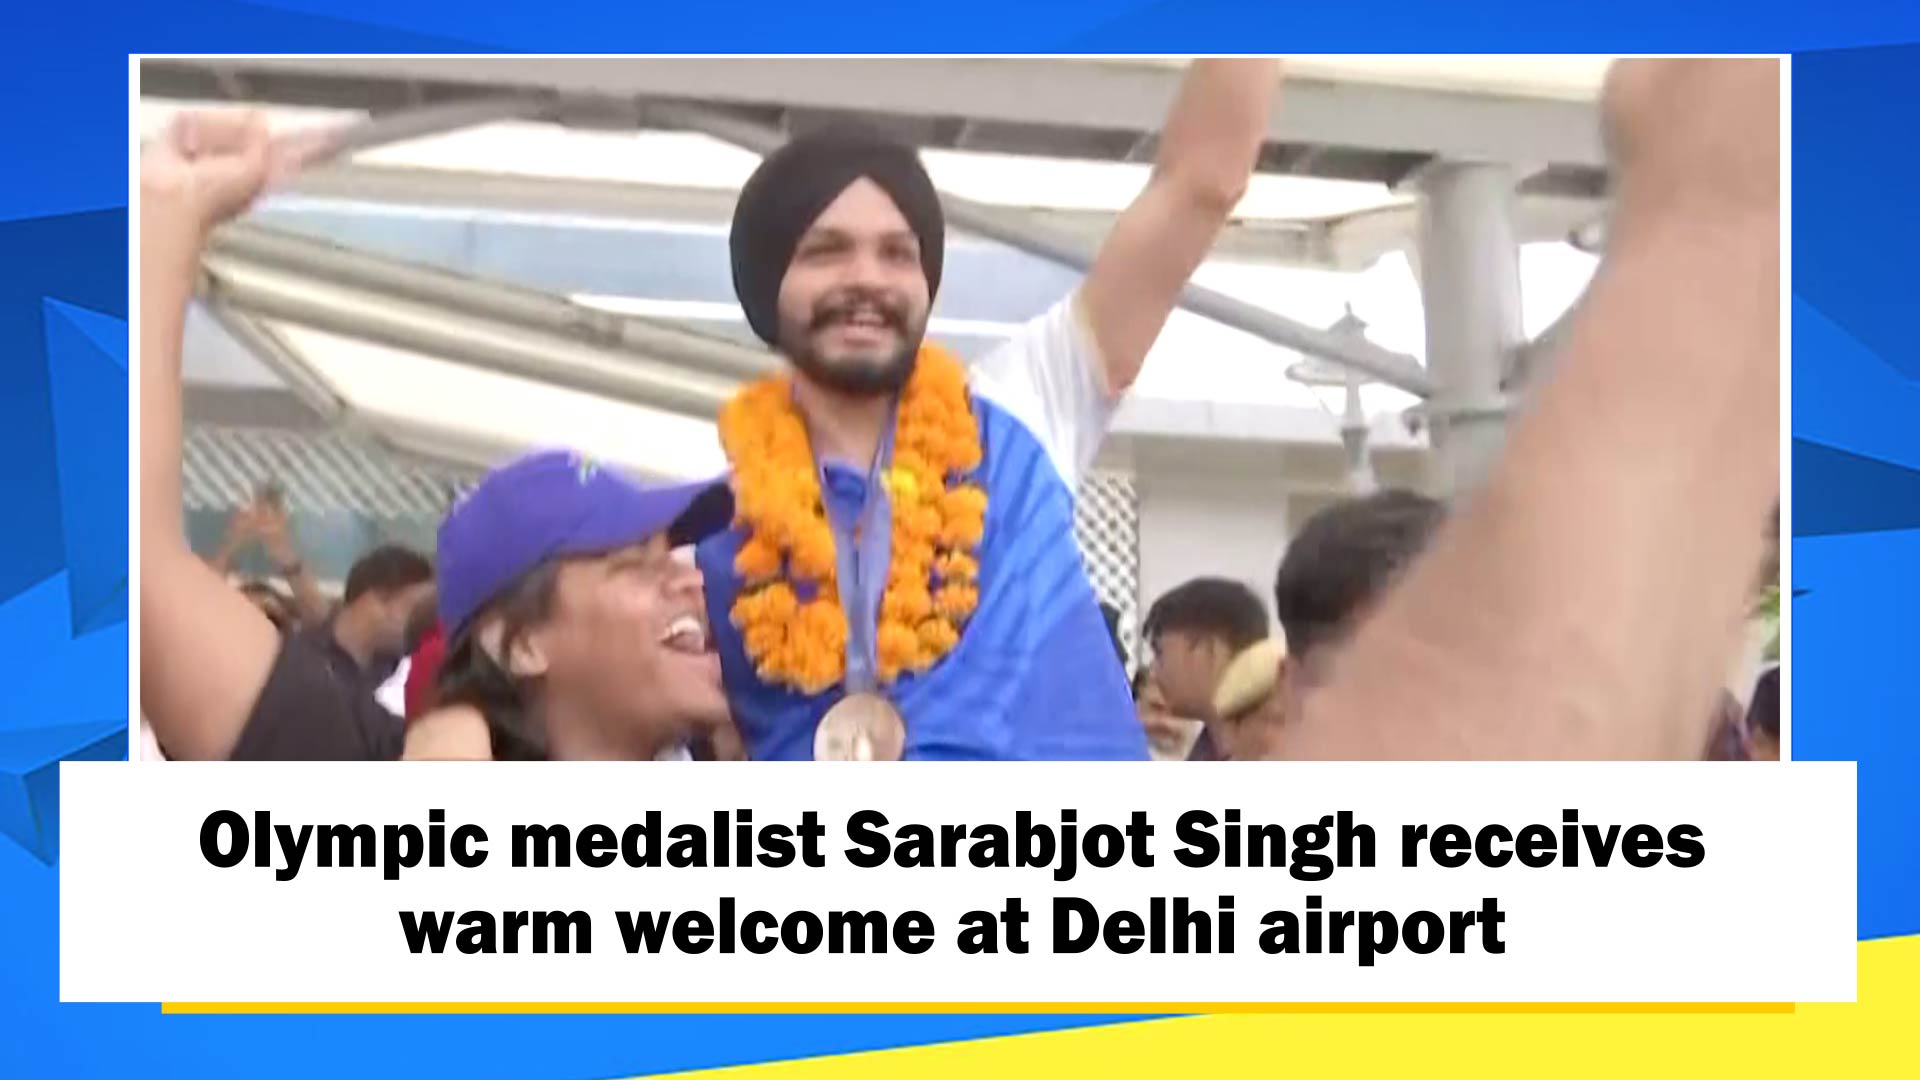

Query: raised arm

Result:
[206,505,256,577]
[1281,60,1781,760]
[255,500,333,626]
[1079,59,1282,394]
[140,113,317,759]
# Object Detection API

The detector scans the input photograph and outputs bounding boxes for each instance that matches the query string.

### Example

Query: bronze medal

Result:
[814,692,906,761]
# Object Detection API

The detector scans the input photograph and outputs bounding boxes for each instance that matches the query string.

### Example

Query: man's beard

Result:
[779,288,926,397]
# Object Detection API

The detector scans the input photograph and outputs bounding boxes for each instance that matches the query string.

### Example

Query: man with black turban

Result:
[697,60,1284,760]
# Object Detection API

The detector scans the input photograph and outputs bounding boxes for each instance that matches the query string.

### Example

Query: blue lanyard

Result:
[815,408,898,694]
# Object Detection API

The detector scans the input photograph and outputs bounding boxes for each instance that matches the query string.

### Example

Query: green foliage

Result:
[1753,584,1781,663]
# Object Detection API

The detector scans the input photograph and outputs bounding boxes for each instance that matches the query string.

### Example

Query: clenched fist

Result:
[141,111,334,246]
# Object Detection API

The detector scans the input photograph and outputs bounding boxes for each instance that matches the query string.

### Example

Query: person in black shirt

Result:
[141,110,732,762]
[313,544,437,689]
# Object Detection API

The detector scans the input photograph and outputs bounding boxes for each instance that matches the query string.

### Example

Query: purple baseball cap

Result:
[436,449,734,636]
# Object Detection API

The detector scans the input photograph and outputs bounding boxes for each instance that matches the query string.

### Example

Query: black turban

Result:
[729,126,945,346]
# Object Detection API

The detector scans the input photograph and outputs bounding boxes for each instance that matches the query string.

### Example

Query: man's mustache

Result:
[809,290,911,333]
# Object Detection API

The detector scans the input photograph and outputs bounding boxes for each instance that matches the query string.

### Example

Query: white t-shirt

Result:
[139,718,168,761]
[374,656,410,718]
[966,293,1118,492]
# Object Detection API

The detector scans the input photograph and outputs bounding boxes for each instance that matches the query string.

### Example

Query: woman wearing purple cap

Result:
[140,113,738,762]
[414,449,736,761]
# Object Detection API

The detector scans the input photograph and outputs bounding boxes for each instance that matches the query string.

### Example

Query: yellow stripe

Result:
[160,936,1920,1076]
[162,1001,1791,1015]
[640,936,1920,1077]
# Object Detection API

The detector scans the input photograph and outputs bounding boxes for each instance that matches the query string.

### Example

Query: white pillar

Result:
[1134,456,1289,632]
[1417,162,1524,495]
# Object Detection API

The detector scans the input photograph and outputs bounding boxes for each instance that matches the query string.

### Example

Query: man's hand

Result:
[253,500,296,567]
[143,112,272,233]
[223,504,260,544]
[1080,59,1281,395]
[209,504,259,575]
[250,495,332,627]
[142,113,332,235]
[142,112,338,279]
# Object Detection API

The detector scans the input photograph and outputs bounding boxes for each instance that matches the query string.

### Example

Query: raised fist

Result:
[1602,59,1780,220]
[141,111,334,236]
[253,500,299,566]
[221,504,260,547]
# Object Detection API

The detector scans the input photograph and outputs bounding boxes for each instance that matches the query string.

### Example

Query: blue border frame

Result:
[5,7,1915,1075]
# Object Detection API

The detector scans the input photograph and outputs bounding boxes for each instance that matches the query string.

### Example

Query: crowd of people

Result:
[1130,490,1782,762]
[138,58,1782,764]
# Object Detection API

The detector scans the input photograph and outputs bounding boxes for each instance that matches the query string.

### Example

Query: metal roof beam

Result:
[198,255,737,420]
[656,102,1433,396]
[143,57,1606,175]
[280,163,1332,267]
[209,220,777,383]
[200,302,349,422]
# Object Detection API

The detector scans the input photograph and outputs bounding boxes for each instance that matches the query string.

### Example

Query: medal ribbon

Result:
[816,403,898,697]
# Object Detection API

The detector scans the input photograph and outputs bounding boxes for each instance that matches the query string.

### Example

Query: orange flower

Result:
[937,552,979,582]
[940,515,986,549]
[935,583,979,620]
[916,617,959,655]
[892,449,931,480]
[737,580,791,622]
[788,523,838,582]
[941,484,988,522]
[876,622,921,680]
[797,595,846,645]
[744,623,786,664]
[947,429,983,472]
[881,583,934,624]
[734,534,783,581]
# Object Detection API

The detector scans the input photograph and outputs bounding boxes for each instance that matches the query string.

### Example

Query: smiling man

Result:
[698,60,1282,760]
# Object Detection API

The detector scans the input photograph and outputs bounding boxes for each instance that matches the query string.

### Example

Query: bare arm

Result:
[1079,59,1280,394]
[1284,60,1780,760]
[206,506,255,577]
[256,504,333,626]
[281,565,332,628]
[140,113,315,760]
[403,705,496,761]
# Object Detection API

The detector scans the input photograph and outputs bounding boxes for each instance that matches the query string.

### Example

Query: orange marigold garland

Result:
[718,344,986,693]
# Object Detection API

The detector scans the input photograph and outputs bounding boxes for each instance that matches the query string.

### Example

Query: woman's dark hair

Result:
[434,561,562,761]
[1701,688,1753,761]
[1746,667,1780,740]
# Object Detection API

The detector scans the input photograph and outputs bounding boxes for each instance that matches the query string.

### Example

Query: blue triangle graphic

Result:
[1792,294,1920,472]
[0,721,126,864]
[1794,438,1920,537]
[42,299,129,636]
[45,298,127,369]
